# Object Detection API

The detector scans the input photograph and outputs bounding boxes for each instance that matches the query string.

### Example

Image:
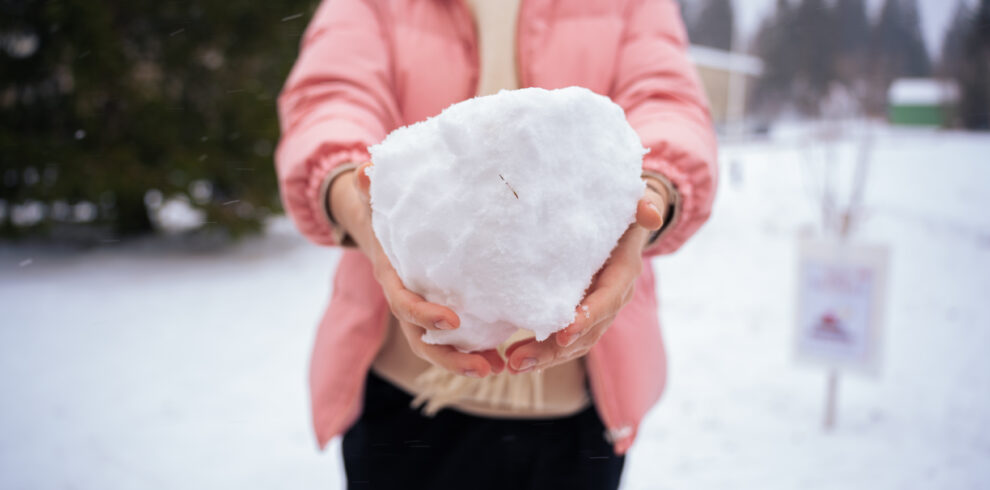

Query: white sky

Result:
[728,0,975,57]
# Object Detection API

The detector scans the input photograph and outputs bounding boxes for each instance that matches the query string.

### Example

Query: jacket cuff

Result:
[641,170,681,252]
[318,162,360,247]
[293,145,370,246]
[640,151,711,256]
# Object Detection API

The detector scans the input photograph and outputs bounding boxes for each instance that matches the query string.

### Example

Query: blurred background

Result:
[1,0,988,488]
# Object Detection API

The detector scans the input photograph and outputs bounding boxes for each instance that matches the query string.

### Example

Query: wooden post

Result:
[824,368,839,430]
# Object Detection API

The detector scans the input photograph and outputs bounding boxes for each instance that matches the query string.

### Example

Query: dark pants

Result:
[342,371,624,490]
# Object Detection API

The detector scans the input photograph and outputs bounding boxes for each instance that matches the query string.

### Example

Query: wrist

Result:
[631,224,651,247]
[641,172,680,250]
[328,172,363,238]
[328,171,378,251]
[328,170,355,224]
[642,176,670,211]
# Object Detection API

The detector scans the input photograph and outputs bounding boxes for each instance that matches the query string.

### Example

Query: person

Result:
[275,0,717,488]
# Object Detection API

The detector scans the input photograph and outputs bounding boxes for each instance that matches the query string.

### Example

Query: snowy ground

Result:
[2,129,989,489]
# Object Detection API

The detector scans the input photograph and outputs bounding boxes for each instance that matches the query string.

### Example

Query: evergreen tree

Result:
[877,0,931,76]
[832,0,872,87]
[954,0,990,128]
[792,0,838,114]
[940,0,972,78]
[867,0,932,111]
[751,0,800,116]
[0,0,316,240]
[691,0,736,51]
[751,0,843,116]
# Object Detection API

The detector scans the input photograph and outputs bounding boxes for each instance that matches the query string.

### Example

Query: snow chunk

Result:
[368,87,646,352]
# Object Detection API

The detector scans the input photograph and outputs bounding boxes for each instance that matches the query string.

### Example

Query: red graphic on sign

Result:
[810,312,850,343]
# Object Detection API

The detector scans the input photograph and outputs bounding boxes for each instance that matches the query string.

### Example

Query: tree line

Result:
[683,0,989,128]
[0,0,316,241]
[1,0,987,240]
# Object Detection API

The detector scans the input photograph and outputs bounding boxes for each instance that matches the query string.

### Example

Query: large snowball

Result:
[368,86,646,352]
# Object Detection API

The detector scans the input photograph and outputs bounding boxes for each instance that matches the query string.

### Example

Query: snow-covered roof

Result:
[888,78,960,105]
[688,45,764,76]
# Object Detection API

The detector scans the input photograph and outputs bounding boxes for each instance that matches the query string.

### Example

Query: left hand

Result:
[505,179,669,374]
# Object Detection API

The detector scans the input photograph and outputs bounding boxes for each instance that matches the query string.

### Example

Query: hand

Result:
[504,182,668,374]
[329,162,505,377]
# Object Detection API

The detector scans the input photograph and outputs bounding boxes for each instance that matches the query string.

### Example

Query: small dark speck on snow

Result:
[498,174,519,199]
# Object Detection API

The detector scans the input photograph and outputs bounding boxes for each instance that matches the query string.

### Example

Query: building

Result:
[687,45,764,130]
[887,78,960,127]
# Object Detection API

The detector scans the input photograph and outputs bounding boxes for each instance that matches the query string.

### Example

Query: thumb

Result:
[635,197,664,231]
[354,161,373,205]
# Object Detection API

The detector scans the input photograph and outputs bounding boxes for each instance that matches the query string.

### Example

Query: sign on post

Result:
[795,238,890,429]
[795,239,889,373]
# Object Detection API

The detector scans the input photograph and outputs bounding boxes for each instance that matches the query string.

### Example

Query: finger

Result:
[556,281,631,345]
[522,315,615,371]
[476,349,506,375]
[556,299,620,347]
[554,268,632,347]
[555,251,636,342]
[354,161,373,205]
[504,338,531,361]
[635,197,664,230]
[607,225,648,275]
[554,222,645,347]
[392,285,460,330]
[378,264,460,330]
[602,237,644,285]
[419,342,496,378]
[512,317,614,372]
[506,339,558,374]
[397,320,492,376]
[554,315,614,364]
[555,304,597,347]
[556,306,616,347]
[555,335,599,363]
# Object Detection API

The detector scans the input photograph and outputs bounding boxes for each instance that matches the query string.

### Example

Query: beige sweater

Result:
[370,0,590,418]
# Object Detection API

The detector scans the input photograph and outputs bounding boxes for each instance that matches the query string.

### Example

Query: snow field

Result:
[1,129,987,489]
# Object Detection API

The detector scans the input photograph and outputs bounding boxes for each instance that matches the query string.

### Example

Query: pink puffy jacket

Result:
[275,0,717,454]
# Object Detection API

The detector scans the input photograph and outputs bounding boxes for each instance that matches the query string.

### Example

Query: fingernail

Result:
[516,358,537,372]
[434,320,454,330]
[648,202,660,214]
[463,370,481,378]
[563,333,578,347]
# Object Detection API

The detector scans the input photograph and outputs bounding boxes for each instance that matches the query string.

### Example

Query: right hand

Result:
[329,161,505,378]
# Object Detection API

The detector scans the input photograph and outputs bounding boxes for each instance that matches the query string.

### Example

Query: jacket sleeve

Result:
[275,0,401,246]
[611,0,718,257]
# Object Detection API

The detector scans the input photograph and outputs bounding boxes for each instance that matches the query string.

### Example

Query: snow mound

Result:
[368,86,646,352]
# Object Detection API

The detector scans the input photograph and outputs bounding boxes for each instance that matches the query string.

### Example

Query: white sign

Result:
[794,239,890,374]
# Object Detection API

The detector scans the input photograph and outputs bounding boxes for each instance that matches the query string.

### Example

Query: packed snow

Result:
[1,128,988,489]
[369,87,645,351]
